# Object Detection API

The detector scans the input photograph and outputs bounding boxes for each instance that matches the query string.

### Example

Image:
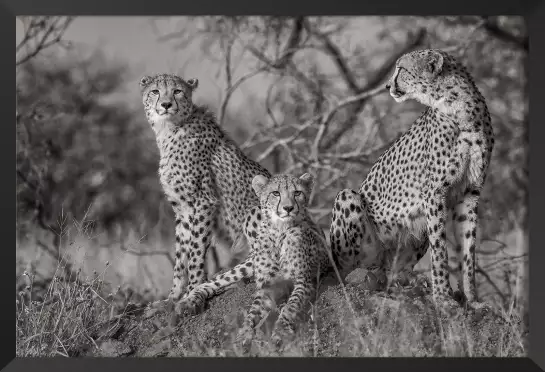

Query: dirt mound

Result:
[86,269,527,357]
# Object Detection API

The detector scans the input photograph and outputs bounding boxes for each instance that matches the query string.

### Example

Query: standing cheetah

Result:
[139,74,270,302]
[329,49,494,307]
[178,173,331,347]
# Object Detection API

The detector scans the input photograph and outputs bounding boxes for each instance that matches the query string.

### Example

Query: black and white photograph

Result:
[15,15,529,358]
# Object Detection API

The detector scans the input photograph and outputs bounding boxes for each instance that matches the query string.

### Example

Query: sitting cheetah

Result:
[178,173,331,347]
[329,49,494,307]
[139,74,270,302]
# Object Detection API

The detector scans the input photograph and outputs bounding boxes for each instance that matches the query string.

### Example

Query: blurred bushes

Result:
[16,53,173,241]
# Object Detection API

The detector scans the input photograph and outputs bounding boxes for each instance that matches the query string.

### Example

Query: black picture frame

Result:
[5,0,544,371]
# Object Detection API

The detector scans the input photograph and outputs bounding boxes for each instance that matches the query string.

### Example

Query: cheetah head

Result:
[139,74,199,133]
[252,173,315,226]
[386,49,449,106]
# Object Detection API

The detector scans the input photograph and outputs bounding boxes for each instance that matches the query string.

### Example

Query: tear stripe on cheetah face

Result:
[386,49,488,130]
[332,49,494,306]
[252,172,314,228]
[139,73,271,302]
[177,173,331,347]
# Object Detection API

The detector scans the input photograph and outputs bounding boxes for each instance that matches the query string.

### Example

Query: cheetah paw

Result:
[361,271,387,291]
[407,272,431,288]
[464,299,492,315]
[168,287,184,303]
[147,298,172,312]
[175,294,206,315]
[433,293,463,317]
[271,324,295,350]
[235,327,254,354]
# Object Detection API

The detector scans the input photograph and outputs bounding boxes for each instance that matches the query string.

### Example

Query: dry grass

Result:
[15,218,528,358]
[15,217,153,357]
[16,257,116,356]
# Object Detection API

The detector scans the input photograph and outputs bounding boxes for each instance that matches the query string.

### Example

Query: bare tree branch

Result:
[16,17,74,67]
[119,241,175,266]
[476,265,508,307]
[481,254,527,272]
[307,19,360,93]
[255,121,314,163]
[442,18,487,57]
[320,28,427,151]
[480,17,528,53]
[310,84,386,160]
[248,17,305,70]
[218,67,267,126]
[265,79,281,127]
[218,17,310,126]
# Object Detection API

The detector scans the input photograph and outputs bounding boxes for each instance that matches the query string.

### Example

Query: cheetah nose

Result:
[283,206,294,213]
[385,84,391,90]
[161,102,173,109]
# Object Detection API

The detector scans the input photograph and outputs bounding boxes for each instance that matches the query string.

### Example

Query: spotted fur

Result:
[178,173,331,348]
[330,49,494,306]
[139,74,270,302]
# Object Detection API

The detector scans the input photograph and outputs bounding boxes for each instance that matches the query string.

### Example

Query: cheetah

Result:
[329,49,494,307]
[139,74,270,303]
[177,172,331,347]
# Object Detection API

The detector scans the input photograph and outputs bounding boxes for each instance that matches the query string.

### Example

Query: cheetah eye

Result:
[150,89,159,95]
[294,191,303,197]
[173,89,182,95]
[271,191,280,197]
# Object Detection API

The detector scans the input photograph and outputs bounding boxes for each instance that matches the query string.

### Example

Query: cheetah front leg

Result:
[425,194,459,311]
[236,249,280,351]
[269,233,316,348]
[173,203,262,306]
[169,198,217,302]
[270,276,313,348]
[175,256,255,315]
[329,189,373,282]
[452,188,481,305]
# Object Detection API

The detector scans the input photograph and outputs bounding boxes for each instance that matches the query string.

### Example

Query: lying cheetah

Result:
[178,173,331,347]
[330,49,494,307]
[139,74,270,302]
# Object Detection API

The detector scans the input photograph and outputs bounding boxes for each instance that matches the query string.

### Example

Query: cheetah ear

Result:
[252,174,269,196]
[186,78,199,91]
[426,51,444,76]
[299,173,315,192]
[139,76,153,91]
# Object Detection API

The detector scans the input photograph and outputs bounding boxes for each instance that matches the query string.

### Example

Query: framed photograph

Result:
[7,0,543,371]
